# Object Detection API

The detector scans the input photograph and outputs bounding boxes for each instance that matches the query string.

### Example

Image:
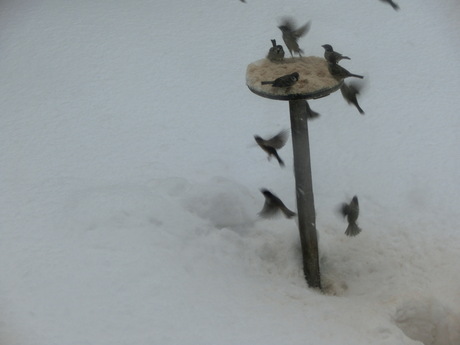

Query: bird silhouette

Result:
[259,189,296,219]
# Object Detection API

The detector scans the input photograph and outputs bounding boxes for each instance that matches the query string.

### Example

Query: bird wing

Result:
[266,129,289,149]
[293,21,311,38]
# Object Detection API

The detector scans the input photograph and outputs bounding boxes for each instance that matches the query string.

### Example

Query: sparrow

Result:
[380,0,399,10]
[340,81,365,115]
[261,72,299,87]
[254,129,289,166]
[267,39,285,62]
[322,44,351,64]
[328,63,363,80]
[259,189,296,219]
[340,196,362,237]
[278,18,311,57]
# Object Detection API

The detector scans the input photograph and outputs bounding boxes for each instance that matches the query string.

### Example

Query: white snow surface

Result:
[1,0,460,344]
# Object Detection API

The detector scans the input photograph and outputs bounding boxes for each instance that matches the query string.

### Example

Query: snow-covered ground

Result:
[1,0,459,344]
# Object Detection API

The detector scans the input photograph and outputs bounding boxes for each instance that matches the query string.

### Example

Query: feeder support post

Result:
[289,99,321,289]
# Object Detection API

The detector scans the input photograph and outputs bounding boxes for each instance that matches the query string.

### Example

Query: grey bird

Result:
[322,44,351,64]
[267,39,285,62]
[254,129,289,167]
[341,196,362,237]
[259,189,296,219]
[380,0,399,10]
[340,81,365,115]
[278,18,311,57]
[305,101,320,119]
[328,63,363,80]
[261,72,299,87]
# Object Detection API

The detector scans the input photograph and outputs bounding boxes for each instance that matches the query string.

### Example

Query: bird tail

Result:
[261,81,274,85]
[282,207,296,219]
[274,152,285,167]
[355,102,365,115]
[342,56,351,60]
[345,223,361,237]
[350,74,364,79]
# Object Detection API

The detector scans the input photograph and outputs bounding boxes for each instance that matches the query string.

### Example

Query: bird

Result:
[259,189,296,219]
[305,101,320,119]
[340,196,362,236]
[254,129,289,166]
[267,39,285,62]
[261,72,299,87]
[340,81,365,115]
[327,63,363,80]
[380,0,399,10]
[322,44,351,64]
[278,18,311,57]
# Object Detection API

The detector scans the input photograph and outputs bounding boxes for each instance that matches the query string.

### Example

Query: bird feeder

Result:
[246,56,343,289]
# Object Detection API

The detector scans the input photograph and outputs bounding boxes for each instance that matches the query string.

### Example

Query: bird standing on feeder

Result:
[340,81,365,115]
[261,72,300,87]
[267,39,285,62]
[278,18,311,57]
[341,196,362,236]
[322,44,351,64]
[328,63,363,80]
[259,189,296,219]
[254,129,289,167]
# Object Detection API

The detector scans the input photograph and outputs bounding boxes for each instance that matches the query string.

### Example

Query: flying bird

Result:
[267,39,285,62]
[259,189,296,219]
[380,0,399,10]
[322,44,351,64]
[340,196,362,237]
[340,81,365,115]
[278,18,311,57]
[254,129,289,167]
[261,72,299,87]
[328,63,363,80]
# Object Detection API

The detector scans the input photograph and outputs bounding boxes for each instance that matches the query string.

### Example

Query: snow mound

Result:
[394,297,460,345]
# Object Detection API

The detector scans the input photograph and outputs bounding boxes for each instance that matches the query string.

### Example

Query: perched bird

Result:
[341,196,362,237]
[322,44,351,64]
[254,129,289,166]
[380,0,399,10]
[278,18,311,57]
[340,81,365,115]
[259,189,296,219]
[328,63,363,80]
[267,39,285,62]
[261,72,299,88]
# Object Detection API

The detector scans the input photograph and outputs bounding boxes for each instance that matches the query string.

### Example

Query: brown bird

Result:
[261,72,299,87]
[259,189,296,219]
[340,81,365,115]
[380,0,399,10]
[254,129,289,167]
[328,63,363,80]
[341,196,362,237]
[278,17,311,57]
[322,44,351,64]
[267,39,285,62]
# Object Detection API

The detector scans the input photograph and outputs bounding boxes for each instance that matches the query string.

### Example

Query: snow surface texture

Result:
[1,0,459,345]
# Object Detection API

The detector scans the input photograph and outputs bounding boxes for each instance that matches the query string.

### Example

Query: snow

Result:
[1,0,459,344]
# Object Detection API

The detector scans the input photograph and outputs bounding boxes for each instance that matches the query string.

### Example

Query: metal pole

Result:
[289,99,321,289]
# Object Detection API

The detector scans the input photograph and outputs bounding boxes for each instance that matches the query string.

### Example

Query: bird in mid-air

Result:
[278,17,311,57]
[254,129,289,167]
[340,196,362,236]
[340,81,365,115]
[322,44,351,64]
[261,72,299,88]
[259,189,296,219]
